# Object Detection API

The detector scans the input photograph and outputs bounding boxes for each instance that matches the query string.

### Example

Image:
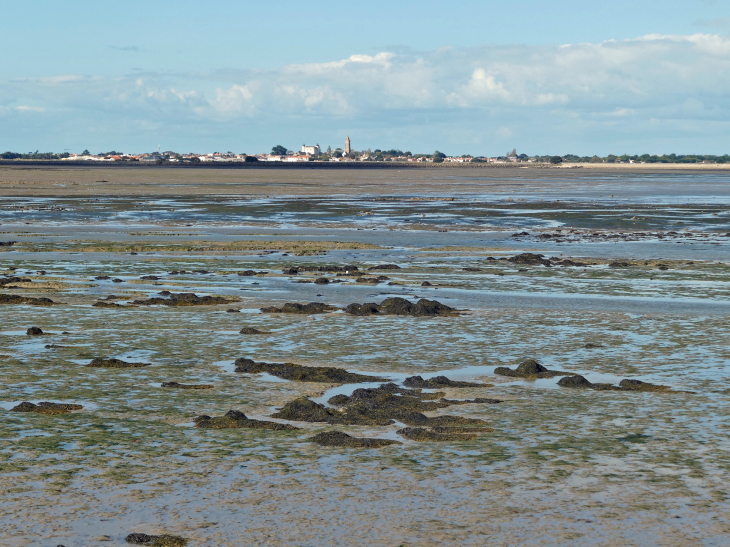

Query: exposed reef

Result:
[194,410,299,430]
[507,253,552,266]
[397,426,492,442]
[260,302,338,314]
[403,375,485,388]
[0,294,55,305]
[125,533,188,547]
[344,297,459,317]
[234,358,386,383]
[86,358,151,368]
[161,382,214,389]
[26,327,44,335]
[132,292,238,307]
[308,431,401,448]
[273,383,499,427]
[0,276,31,286]
[558,375,674,392]
[239,327,268,334]
[494,359,574,379]
[10,401,83,415]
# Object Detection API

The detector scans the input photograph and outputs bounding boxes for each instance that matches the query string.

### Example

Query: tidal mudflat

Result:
[2,166,730,546]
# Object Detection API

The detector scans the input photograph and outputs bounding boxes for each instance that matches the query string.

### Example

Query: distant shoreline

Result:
[2,160,730,171]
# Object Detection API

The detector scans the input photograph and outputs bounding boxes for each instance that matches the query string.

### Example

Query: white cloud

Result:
[3,33,730,152]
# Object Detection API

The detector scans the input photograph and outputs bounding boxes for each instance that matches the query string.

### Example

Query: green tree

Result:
[549,156,563,164]
[271,145,288,156]
[81,149,90,156]
[433,150,446,163]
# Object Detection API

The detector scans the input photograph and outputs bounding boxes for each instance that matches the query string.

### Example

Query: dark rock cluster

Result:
[86,358,151,368]
[132,292,238,307]
[344,297,458,317]
[125,532,188,546]
[0,275,30,286]
[0,294,55,305]
[161,382,214,389]
[260,302,338,314]
[234,358,386,383]
[403,375,484,388]
[308,431,401,448]
[194,410,299,430]
[558,375,673,392]
[494,359,574,379]
[273,382,500,427]
[10,401,83,415]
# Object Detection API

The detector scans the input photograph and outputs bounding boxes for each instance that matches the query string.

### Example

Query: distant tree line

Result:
[1,151,69,159]
[558,153,730,164]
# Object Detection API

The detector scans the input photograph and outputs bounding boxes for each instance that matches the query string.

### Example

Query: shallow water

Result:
[2,169,730,546]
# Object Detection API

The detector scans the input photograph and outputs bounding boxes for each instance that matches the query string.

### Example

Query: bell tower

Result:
[344,135,351,155]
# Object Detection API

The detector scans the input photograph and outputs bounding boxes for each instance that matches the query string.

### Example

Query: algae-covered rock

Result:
[10,401,82,415]
[344,297,459,317]
[618,379,671,392]
[344,303,380,316]
[0,276,30,286]
[133,292,238,307]
[494,359,574,379]
[194,410,299,430]
[260,302,338,314]
[234,357,386,383]
[558,375,673,392]
[308,431,402,448]
[93,301,123,308]
[0,294,55,305]
[271,398,336,422]
[125,533,188,546]
[239,327,267,334]
[368,264,400,270]
[403,375,483,388]
[161,382,214,389]
[275,383,499,427]
[87,358,151,368]
[557,375,593,388]
[26,326,43,336]
[397,427,481,442]
[508,253,552,266]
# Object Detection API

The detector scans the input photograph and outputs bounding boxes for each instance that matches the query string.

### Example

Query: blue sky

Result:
[2,0,730,155]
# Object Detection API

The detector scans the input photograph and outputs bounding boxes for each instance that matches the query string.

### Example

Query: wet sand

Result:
[1,167,730,546]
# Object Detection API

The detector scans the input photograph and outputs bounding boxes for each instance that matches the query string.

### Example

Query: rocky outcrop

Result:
[0,294,55,305]
[132,292,238,307]
[508,253,552,266]
[86,358,151,368]
[161,382,214,389]
[194,410,299,430]
[260,302,338,314]
[308,431,401,448]
[494,359,574,379]
[234,358,386,383]
[125,533,188,546]
[344,297,458,317]
[403,375,484,388]
[10,402,82,415]
[557,375,673,392]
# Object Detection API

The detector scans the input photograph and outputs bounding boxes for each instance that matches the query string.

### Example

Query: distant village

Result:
[1,137,727,165]
[52,137,533,164]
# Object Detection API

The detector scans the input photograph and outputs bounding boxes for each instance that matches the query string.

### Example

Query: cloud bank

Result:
[2,33,729,154]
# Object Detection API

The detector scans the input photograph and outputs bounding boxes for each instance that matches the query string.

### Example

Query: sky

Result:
[2,0,730,156]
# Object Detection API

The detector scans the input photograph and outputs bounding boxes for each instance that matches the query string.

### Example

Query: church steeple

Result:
[344,135,351,155]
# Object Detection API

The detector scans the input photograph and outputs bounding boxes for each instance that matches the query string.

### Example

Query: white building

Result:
[301,144,321,156]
